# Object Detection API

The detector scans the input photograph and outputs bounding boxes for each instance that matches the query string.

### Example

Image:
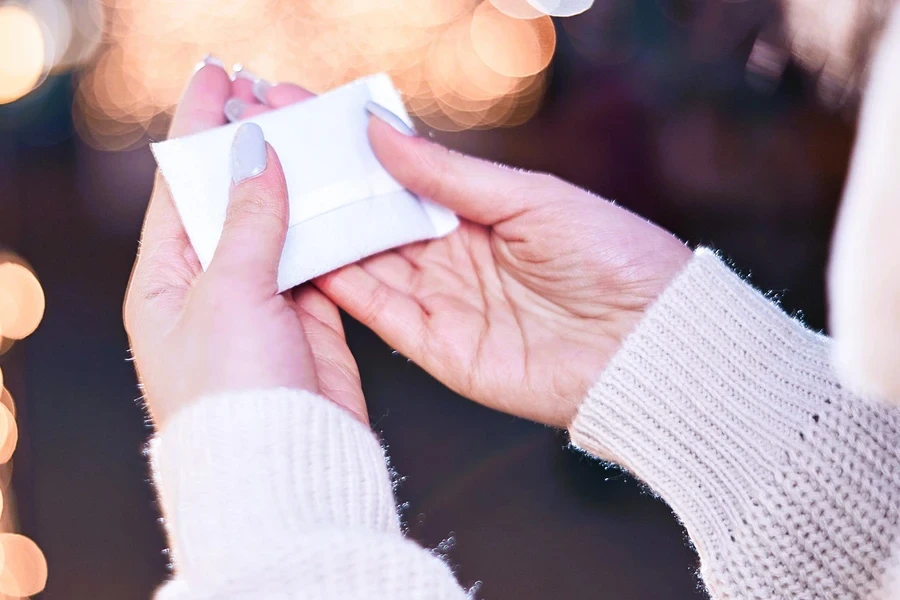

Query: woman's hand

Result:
[124,62,365,428]
[317,115,693,428]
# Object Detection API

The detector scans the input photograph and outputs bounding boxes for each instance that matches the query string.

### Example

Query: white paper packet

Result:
[151,73,458,292]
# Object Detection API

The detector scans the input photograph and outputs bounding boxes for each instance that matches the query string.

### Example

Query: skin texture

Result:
[123,64,365,428]
[317,122,693,427]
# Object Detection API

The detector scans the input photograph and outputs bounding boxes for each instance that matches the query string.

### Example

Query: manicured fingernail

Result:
[224,98,247,122]
[365,101,416,136]
[196,54,224,71]
[231,63,257,81]
[252,78,272,104]
[232,64,274,104]
[230,123,268,183]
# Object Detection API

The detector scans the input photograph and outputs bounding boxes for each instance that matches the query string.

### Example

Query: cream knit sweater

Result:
[149,249,900,599]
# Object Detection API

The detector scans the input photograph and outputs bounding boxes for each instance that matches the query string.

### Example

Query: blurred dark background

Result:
[0,0,856,598]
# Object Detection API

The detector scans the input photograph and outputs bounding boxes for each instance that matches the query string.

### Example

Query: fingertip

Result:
[249,143,289,218]
[188,58,230,94]
[231,139,287,198]
[229,124,286,202]
[170,63,231,137]
[314,267,357,303]
[262,142,286,189]
[367,114,426,167]
[367,115,445,197]
[216,138,289,281]
[367,115,536,225]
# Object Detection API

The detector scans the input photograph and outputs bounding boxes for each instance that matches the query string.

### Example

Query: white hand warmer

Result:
[151,73,458,292]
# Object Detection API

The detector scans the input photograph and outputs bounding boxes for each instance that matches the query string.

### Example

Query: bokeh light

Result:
[0,534,48,597]
[68,0,570,146]
[471,2,556,77]
[0,263,45,341]
[0,5,46,105]
[0,251,47,597]
[0,388,14,420]
[0,405,18,466]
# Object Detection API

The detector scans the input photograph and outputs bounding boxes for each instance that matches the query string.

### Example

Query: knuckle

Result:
[226,190,284,226]
[415,144,454,201]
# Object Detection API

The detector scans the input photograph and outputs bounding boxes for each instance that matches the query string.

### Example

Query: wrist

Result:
[150,388,398,582]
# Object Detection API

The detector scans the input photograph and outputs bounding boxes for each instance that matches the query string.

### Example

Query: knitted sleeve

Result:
[148,388,469,600]
[569,249,900,600]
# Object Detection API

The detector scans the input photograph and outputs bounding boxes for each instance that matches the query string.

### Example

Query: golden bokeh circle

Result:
[0,534,47,597]
[0,404,18,466]
[0,263,45,340]
[0,5,46,105]
[471,2,556,78]
[74,0,553,145]
[0,387,15,420]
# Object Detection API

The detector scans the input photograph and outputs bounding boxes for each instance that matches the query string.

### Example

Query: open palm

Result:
[318,120,692,427]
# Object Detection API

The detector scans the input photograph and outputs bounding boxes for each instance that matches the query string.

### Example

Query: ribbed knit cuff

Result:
[570,249,900,599]
[149,389,400,584]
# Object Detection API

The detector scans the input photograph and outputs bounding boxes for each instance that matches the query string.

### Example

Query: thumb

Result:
[366,102,548,226]
[210,123,288,287]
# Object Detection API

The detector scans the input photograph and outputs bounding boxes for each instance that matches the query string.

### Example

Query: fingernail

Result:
[365,101,416,136]
[224,98,247,122]
[196,54,224,71]
[232,64,275,104]
[231,63,256,81]
[252,78,272,104]
[231,123,268,183]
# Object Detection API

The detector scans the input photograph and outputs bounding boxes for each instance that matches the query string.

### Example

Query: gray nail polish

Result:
[232,64,275,104]
[195,54,224,72]
[203,54,224,68]
[224,97,247,122]
[365,101,416,136]
[252,78,272,104]
[230,123,268,183]
[232,64,257,80]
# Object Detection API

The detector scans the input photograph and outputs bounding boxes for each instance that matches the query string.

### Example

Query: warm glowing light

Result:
[0,251,48,598]
[60,0,105,69]
[0,5,46,105]
[0,534,48,597]
[29,0,72,69]
[455,22,531,101]
[471,2,556,77]
[0,388,15,420]
[0,263,45,341]
[0,405,18,465]
[0,289,17,342]
[74,0,561,146]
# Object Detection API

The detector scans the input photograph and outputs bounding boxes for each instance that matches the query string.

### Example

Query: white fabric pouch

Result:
[151,73,459,292]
